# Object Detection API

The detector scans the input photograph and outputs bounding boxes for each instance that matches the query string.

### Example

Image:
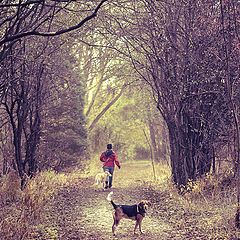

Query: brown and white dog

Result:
[95,171,112,189]
[107,191,151,235]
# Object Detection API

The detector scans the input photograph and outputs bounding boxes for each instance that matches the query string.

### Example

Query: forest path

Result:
[34,161,232,240]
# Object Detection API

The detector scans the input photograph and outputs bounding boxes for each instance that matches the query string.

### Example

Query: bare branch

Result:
[0,0,108,46]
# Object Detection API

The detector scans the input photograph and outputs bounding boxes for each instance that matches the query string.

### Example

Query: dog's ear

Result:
[140,200,150,204]
[138,200,146,208]
[138,201,144,207]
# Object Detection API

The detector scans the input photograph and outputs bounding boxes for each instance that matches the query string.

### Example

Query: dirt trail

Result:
[34,162,172,240]
[33,161,238,240]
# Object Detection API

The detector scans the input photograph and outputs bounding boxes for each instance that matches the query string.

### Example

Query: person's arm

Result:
[114,153,121,169]
[100,152,106,162]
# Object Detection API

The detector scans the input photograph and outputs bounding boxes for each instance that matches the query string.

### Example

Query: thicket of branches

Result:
[0,0,107,184]
[96,0,239,187]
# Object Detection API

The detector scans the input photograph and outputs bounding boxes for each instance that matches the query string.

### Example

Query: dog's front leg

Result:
[135,214,144,234]
[134,220,139,234]
[139,217,144,234]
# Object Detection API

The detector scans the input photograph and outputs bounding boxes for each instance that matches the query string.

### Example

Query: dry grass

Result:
[0,170,84,240]
[149,169,240,240]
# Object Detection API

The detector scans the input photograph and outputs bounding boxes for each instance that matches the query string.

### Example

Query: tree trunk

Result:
[88,85,125,131]
[167,110,213,187]
[25,114,41,177]
[148,120,160,163]
[167,120,188,186]
[143,128,156,181]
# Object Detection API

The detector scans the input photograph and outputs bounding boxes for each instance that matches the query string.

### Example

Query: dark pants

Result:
[103,166,114,187]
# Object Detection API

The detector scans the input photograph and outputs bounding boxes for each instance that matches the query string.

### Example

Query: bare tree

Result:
[1,39,46,187]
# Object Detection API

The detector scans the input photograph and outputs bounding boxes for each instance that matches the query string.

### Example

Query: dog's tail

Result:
[107,191,113,202]
[107,191,117,209]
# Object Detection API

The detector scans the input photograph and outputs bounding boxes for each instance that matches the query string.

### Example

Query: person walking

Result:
[100,144,120,189]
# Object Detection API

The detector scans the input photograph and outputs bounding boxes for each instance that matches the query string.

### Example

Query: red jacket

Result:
[100,150,120,168]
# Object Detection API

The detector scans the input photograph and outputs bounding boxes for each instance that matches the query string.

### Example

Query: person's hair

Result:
[107,144,112,149]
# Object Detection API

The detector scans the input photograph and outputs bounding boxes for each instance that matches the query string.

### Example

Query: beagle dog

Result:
[95,171,112,189]
[107,191,151,235]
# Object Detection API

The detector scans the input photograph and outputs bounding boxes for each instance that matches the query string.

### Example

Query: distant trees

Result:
[73,7,169,160]
[38,41,88,172]
[75,36,133,153]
